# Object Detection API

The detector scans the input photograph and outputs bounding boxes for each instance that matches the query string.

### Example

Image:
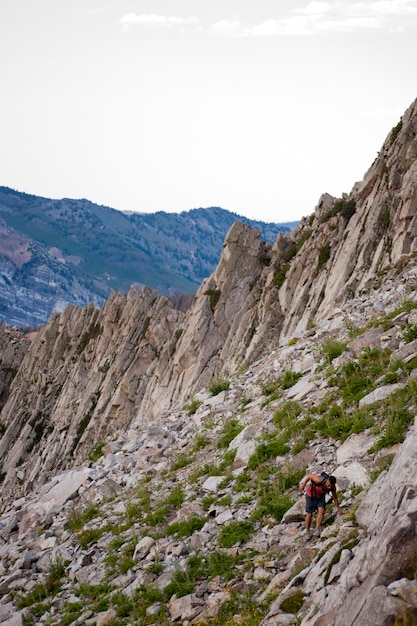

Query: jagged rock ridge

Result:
[0,98,416,625]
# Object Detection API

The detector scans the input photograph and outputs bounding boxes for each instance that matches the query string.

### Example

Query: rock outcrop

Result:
[275,98,417,337]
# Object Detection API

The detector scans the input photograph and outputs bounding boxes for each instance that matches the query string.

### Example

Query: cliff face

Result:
[0,223,274,500]
[275,98,417,337]
[0,99,416,507]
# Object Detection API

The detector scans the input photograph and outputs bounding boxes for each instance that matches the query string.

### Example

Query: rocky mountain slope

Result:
[0,97,416,625]
[0,191,294,328]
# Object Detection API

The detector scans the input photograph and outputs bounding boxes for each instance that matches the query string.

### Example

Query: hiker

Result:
[298,472,342,537]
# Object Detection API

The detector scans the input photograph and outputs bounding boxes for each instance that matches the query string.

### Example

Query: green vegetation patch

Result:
[279,590,306,614]
[317,243,331,271]
[218,417,243,448]
[321,339,347,364]
[209,377,231,396]
[184,398,202,415]
[16,556,66,612]
[218,520,254,548]
[205,289,221,312]
[66,502,100,532]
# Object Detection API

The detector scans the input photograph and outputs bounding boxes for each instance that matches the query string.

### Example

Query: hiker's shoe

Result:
[313,528,321,538]
[305,530,313,541]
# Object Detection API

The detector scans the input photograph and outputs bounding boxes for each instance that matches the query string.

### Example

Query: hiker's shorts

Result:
[306,495,325,513]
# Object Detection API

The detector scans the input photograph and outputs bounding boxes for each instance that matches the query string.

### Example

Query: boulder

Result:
[359,383,401,408]
[282,498,306,524]
[134,536,155,560]
[336,432,375,464]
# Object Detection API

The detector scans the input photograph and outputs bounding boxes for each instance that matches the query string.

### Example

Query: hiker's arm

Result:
[298,474,321,492]
[332,488,343,515]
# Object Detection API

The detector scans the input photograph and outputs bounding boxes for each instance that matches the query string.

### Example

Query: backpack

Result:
[309,472,331,498]
[312,472,329,487]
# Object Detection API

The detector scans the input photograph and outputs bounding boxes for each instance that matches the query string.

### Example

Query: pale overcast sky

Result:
[1,1,416,222]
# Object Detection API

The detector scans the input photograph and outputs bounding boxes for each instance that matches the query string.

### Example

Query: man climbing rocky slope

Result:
[1,262,417,624]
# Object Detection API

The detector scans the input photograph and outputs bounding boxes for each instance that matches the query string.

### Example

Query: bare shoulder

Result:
[308,474,322,482]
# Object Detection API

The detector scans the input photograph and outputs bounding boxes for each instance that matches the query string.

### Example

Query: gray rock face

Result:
[276,98,417,337]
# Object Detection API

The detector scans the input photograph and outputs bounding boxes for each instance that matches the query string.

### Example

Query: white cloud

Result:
[211,0,417,37]
[119,13,200,31]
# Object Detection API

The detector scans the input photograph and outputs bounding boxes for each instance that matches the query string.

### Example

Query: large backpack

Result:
[310,472,330,498]
[318,472,329,484]
[311,472,329,488]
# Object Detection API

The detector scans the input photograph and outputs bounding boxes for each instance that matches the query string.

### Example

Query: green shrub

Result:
[202,495,216,510]
[258,490,294,522]
[171,451,193,471]
[403,324,417,343]
[184,398,201,416]
[209,377,230,396]
[328,347,392,405]
[273,264,290,288]
[218,417,243,448]
[111,591,135,618]
[78,582,113,601]
[140,316,151,340]
[125,500,142,523]
[16,556,66,610]
[48,555,66,581]
[261,376,281,404]
[372,391,414,451]
[218,520,254,548]
[208,591,264,626]
[77,527,105,549]
[331,199,356,221]
[88,441,105,462]
[321,339,347,363]
[317,243,331,270]
[280,590,305,614]
[163,554,205,599]
[239,396,252,410]
[272,401,302,428]
[165,485,186,508]
[193,434,210,451]
[280,369,302,389]
[381,207,390,229]
[143,505,169,527]
[248,439,290,469]
[296,229,313,251]
[66,503,100,532]
[369,456,393,482]
[390,119,403,143]
[61,602,84,626]
[206,550,241,581]
[313,404,375,441]
[166,515,206,538]
[135,484,152,511]
[76,324,103,354]
[205,289,221,312]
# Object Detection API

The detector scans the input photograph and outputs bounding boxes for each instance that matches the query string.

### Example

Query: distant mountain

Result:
[0,187,296,327]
